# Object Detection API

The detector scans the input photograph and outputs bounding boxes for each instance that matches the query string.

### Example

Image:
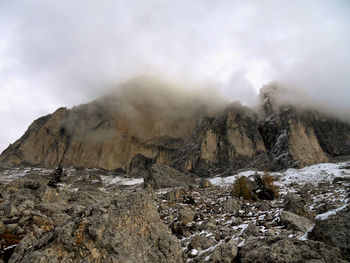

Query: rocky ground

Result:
[0,162,349,262]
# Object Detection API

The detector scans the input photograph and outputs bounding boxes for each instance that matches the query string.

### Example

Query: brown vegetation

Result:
[232,177,253,200]
[256,172,279,200]
[232,173,279,201]
[0,229,21,250]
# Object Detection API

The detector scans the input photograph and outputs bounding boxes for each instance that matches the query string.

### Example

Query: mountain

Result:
[1,79,350,174]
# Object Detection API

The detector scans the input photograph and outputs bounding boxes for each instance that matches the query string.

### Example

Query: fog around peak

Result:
[0,0,350,152]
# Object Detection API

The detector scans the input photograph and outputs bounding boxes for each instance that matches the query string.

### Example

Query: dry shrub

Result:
[232,176,252,200]
[256,172,279,200]
[232,173,279,201]
[0,229,21,249]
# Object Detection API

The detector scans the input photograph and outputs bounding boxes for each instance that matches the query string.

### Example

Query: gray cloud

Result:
[0,0,350,152]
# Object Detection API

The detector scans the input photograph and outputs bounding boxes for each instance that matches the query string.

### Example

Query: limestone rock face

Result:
[0,79,206,171]
[172,105,267,176]
[2,80,350,173]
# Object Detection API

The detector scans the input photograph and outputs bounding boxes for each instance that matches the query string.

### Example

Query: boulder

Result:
[9,192,184,263]
[208,239,238,263]
[143,164,198,189]
[128,154,155,177]
[188,234,215,251]
[280,211,313,233]
[283,193,314,220]
[179,207,196,225]
[222,198,241,214]
[237,236,346,263]
[241,222,259,238]
[309,205,350,261]
[163,187,186,201]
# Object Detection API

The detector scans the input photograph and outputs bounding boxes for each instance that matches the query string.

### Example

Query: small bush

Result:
[232,176,252,200]
[255,172,279,200]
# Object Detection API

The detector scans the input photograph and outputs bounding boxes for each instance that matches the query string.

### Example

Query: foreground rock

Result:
[237,236,346,263]
[9,192,184,263]
[280,211,313,233]
[0,172,184,263]
[309,205,350,261]
[283,193,314,220]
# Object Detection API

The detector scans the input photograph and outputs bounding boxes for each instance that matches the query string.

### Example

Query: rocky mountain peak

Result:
[1,79,350,175]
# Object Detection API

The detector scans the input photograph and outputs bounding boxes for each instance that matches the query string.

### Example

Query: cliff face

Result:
[0,78,212,171]
[1,81,350,174]
[172,105,267,176]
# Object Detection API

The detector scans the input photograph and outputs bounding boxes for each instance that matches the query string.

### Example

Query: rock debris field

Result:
[0,162,349,262]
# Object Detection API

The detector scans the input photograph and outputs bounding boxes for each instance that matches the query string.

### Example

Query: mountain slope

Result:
[1,80,350,174]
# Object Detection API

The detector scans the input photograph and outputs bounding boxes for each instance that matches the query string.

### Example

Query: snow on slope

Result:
[209,162,350,187]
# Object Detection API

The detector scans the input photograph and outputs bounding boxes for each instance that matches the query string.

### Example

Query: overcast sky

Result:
[0,0,350,153]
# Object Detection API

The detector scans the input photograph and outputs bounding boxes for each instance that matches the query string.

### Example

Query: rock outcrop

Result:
[0,173,184,263]
[309,205,350,261]
[279,211,313,233]
[1,80,350,173]
[237,236,345,263]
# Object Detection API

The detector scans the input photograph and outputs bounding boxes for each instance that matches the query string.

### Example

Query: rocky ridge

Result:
[1,82,350,174]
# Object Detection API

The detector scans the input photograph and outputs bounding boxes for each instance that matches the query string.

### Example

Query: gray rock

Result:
[179,207,195,225]
[9,192,184,263]
[128,154,154,177]
[280,211,313,233]
[316,203,336,214]
[188,235,215,251]
[222,198,241,214]
[255,201,271,211]
[309,205,350,261]
[241,222,259,238]
[237,236,346,263]
[283,193,314,220]
[3,203,19,218]
[163,187,186,201]
[208,239,238,263]
[198,219,217,232]
[143,164,198,189]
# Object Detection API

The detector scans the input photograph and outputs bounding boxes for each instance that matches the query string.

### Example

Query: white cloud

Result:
[0,0,350,152]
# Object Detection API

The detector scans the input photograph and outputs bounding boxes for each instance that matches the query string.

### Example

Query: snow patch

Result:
[299,225,314,241]
[101,175,143,186]
[314,204,348,220]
